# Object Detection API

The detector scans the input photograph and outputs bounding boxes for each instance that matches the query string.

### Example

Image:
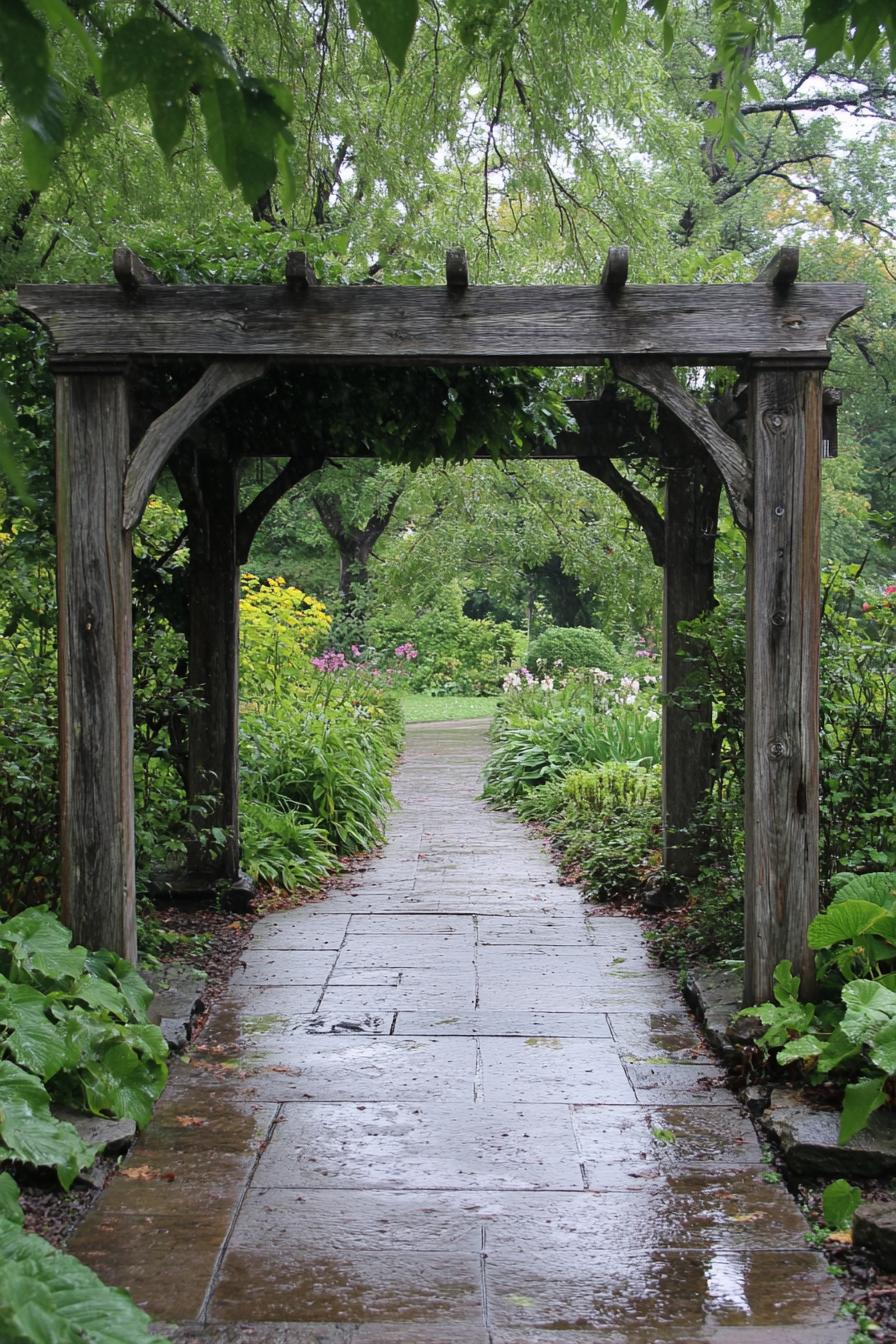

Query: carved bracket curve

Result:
[612,357,753,531]
[123,360,268,531]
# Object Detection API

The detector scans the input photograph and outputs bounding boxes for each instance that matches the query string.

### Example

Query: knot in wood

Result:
[771,610,786,628]
[768,738,789,760]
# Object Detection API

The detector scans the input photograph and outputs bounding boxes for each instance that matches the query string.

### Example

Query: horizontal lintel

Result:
[18,281,865,366]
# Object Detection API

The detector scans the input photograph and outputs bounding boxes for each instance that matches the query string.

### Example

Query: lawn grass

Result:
[401,693,497,723]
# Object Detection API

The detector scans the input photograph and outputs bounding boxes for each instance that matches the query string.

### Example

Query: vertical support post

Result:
[743,360,825,1005]
[662,457,721,880]
[56,369,136,960]
[175,444,242,882]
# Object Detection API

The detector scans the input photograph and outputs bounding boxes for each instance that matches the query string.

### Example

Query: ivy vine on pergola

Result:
[18,245,864,1006]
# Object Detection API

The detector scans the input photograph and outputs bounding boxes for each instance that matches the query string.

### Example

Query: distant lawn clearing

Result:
[401,694,497,723]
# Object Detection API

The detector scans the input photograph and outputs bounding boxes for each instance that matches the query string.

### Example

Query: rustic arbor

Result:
[19,247,864,1004]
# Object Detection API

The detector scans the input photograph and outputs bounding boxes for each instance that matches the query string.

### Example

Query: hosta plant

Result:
[0,1173,165,1343]
[0,907,167,1187]
[742,872,896,1144]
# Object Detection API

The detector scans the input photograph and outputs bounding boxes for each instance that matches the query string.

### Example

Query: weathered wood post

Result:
[743,358,825,1005]
[171,443,242,884]
[662,453,722,880]
[56,368,137,960]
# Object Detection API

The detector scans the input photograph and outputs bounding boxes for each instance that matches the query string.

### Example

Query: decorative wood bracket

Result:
[236,452,324,563]
[446,248,469,291]
[754,245,800,291]
[613,356,753,531]
[601,246,629,295]
[286,251,318,290]
[123,360,267,530]
[113,246,163,293]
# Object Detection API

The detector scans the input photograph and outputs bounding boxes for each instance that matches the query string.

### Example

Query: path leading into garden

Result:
[73,722,849,1343]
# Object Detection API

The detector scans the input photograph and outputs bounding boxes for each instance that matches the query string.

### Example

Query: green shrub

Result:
[528,626,621,675]
[0,907,167,1187]
[368,586,517,695]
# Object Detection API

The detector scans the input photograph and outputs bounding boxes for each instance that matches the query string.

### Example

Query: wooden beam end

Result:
[601,246,629,294]
[113,246,163,294]
[446,247,469,291]
[754,245,800,291]
[286,251,319,290]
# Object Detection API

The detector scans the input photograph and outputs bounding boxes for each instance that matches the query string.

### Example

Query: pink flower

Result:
[351,644,362,658]
[312,649,348,673]
[394,642,418,660]
[863,603,871,612]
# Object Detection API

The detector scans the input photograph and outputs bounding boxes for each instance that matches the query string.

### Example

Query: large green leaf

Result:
[0,0,50,116]
[870,1020,896,1075]
[0,907,86,985]
[356,0,419,70]
[0,1187,164,1343]
[839,1074,887,1145]
[0,975,71,1079]
[0,1060,96,1189]
[78,1042,166,1128]
[808,899,896,950]
[841,978,896,1045]
[82,950,153,1023]
[830,873,896,911]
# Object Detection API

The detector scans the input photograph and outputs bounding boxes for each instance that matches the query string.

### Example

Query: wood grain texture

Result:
[743,365,823,1006]
[446,248,469,290]
[662,457,722,880]
[754,246,800,290]
[601,246,629,292]
[56,373,136,960]
[19,282,865,365]
[123,360,267,529]
[171,446,241,880]
[614,357,753,529]
[112,246,163,293]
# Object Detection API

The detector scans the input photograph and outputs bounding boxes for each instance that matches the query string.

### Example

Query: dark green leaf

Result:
[355,0,419,71]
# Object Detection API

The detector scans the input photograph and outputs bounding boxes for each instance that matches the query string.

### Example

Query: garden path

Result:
[71,721,850,1343]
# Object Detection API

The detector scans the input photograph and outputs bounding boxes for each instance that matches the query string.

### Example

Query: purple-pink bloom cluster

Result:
[394,642,418,660]
[311,649,349,673]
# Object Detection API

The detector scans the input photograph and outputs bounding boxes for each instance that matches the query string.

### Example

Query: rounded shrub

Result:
[528,626,621,675]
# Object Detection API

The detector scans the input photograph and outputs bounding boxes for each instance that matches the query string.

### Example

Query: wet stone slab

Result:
[71,721,843,1338]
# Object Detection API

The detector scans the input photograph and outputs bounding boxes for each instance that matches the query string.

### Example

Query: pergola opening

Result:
[19,244,865,1005]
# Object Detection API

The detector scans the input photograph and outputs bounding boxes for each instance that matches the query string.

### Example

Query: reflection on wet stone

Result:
[67,723,848,1339]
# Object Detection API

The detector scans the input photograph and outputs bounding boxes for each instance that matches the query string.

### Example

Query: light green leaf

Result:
[830,873,896,911]
[773,959,801,1005]
[0,1172,23,1226]
[355,0,419,71]
[79,1041,166,1128]
[777,1034,825,1065]
[839,1075,887,1144]
[822,1177,862,1230]
[870,1020,896,1075]
[816,1026,861,1075]
[0,906,86,985]
[841,978,896,1045]
[808,899,896,949]
[28,0,100,76]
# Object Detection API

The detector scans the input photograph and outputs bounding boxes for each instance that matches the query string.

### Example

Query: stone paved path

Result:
[72,722,850,1343]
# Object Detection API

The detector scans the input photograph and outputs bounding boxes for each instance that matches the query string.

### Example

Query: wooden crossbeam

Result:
[754,246,800,290]
[20,281,865,365]
[286,252,318,290]
[446,248,469,291]
[113,246,163,294]
[601,246,629,294]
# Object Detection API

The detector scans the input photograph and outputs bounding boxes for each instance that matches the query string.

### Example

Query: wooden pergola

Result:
[19,245,864,1005]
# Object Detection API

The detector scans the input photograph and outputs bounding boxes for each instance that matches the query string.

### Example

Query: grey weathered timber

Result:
[743,363,824,1006]
[755,246,800,290]
[662,455,722,880]
[56,373,136,960]
[113,245,163,293]
[446,247,469,290]
[19,281,864,365]
[601,245,629,293]
[123,360,267,530]
[614,356,753,529]
[285,251,318,290]
[170,444,241,881]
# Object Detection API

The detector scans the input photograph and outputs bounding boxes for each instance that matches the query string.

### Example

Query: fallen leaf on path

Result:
[826,1230,853,1244]
[121,1166,159,1181]
[175,1115,206,1127]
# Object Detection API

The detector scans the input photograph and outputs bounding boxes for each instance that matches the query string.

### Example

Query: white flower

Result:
[625,694,637,705]
[591,667,612,685]
[645,709,660,722]
[643,674,658,686]
[540,676,555,691]
[620,676,640,695]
